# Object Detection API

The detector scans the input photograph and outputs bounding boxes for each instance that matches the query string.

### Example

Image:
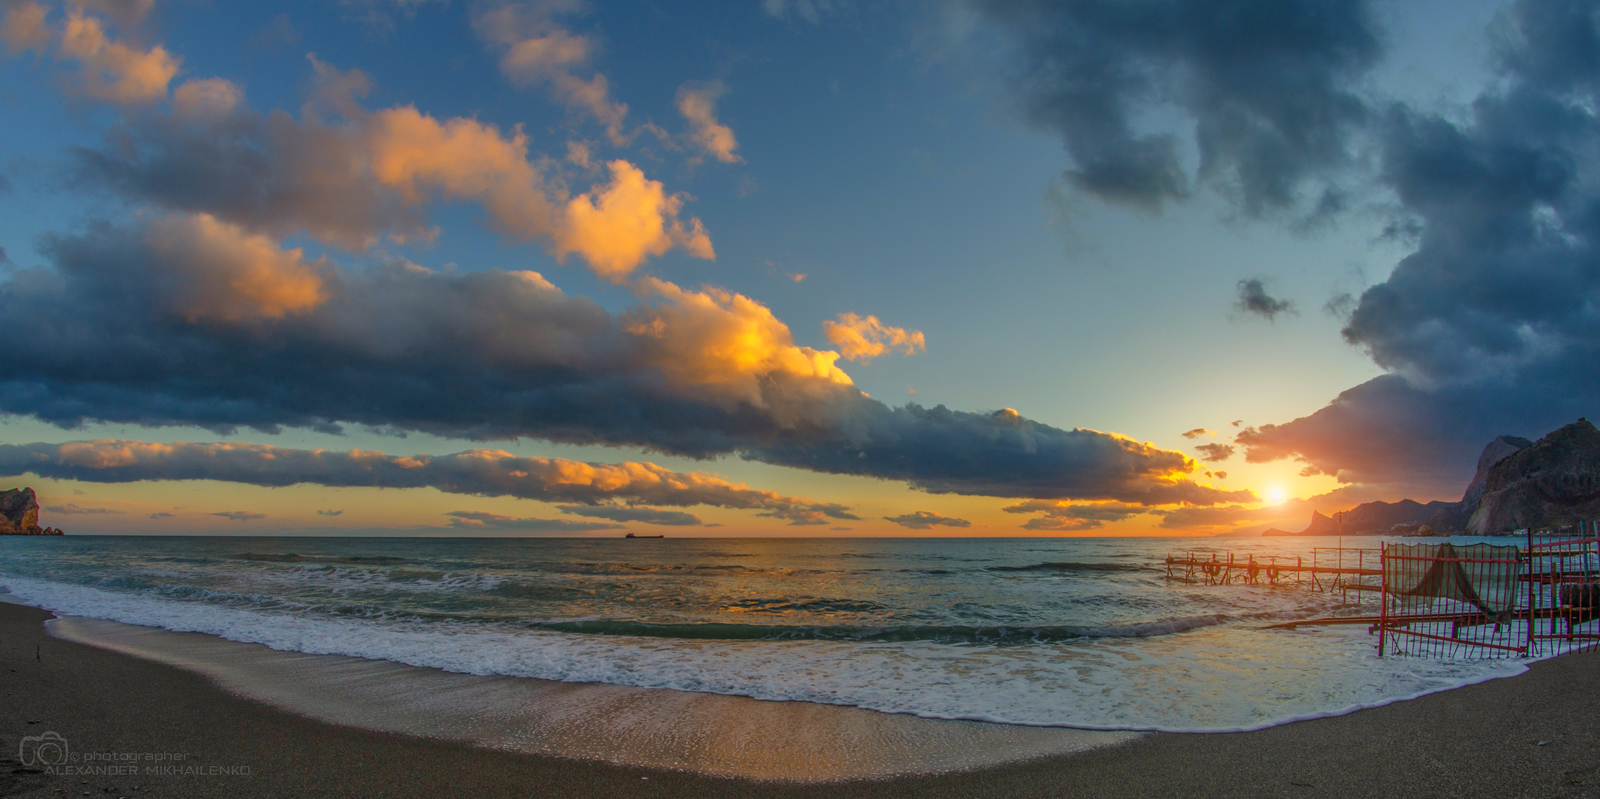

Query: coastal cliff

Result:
[0,488,64,535]
[1465,419,1600,535]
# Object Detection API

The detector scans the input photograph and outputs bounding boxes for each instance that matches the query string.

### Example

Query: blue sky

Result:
[0,0,1591,536]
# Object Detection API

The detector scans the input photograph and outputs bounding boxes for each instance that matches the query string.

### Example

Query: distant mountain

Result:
[1263,501,1453,537]
[1466,419,1600,535]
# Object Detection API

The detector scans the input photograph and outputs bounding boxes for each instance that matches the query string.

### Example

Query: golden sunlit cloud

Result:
[627,277,856,413]
[677,80,743,164]
[145,213,329,322]
[558,160,715,282]
[365,108,713,281]
[822,312,926,363]
[59,7,178,103]
[472,4,629,144]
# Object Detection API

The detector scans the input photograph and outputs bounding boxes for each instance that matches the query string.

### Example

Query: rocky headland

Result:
[0,487,64,535]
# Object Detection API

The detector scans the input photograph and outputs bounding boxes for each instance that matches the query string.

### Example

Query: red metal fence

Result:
[1376,523,1600,659]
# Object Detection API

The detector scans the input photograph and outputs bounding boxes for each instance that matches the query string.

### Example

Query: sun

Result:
[1265,487,1287,505]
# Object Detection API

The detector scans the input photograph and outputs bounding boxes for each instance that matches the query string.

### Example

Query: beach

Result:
[2,603,1597,798]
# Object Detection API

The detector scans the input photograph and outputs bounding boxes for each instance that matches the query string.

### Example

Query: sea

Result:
[0,535,1532,734]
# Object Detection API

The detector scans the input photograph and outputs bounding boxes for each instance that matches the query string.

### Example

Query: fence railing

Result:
[1376,523,1600,659]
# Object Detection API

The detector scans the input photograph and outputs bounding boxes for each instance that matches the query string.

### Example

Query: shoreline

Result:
[4,603,1600,796]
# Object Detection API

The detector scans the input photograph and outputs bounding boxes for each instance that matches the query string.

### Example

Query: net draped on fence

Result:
[1378,529,1600,659]
[1384,543,1520,620]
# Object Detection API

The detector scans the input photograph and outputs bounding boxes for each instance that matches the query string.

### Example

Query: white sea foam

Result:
[0,575,1529,733]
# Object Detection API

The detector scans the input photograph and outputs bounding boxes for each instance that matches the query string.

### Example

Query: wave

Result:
[529,615,1228,644]
[990,561,1160,574]
[234,553,408,565]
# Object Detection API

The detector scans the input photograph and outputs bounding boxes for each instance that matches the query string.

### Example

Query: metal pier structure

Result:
[1164,548,1380,599]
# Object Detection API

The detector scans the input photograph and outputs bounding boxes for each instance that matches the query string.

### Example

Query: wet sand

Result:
[2,601,1598,798]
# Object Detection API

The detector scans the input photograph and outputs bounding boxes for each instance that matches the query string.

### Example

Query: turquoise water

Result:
[0,535,1529,731]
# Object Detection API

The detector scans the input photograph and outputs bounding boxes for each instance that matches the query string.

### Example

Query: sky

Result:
[0,0,1594,537]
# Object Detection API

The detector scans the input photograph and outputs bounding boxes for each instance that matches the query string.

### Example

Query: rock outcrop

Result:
[1427,435,1534,533]
[1466,419,1600,535]
[0,488,63,535]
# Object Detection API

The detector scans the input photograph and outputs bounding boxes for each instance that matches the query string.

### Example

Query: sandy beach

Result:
[1,603,1597,798]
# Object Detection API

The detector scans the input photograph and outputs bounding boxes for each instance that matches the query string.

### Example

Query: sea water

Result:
[0,535,1530,733]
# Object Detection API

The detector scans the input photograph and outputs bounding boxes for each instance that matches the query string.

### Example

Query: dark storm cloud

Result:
[70,103,427,251]
[0,440,857,524]
[1234,278,1295,321]
[1241,0,1600,494]
[975,0,1380,216]
[883,511,972,529]
[45,503,122,515]
[0,226,1239,505]
[1002,499,1148,531]
[1194,443,1234,462]
[558,505,702,526]
[445,511,622,533]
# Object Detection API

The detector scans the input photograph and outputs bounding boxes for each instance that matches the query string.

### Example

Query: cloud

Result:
[1194,443,1234,462]
[446,510,622,533]
[472,3,629,143]
[316,509,344,517]
[45,503,122,515]
[248,14,299,52]
[821,313,926,362]
[559,505,701,526]
[762,0,845,23]
[971,0,1379,218]
[0,208,1245,504]
[76,0,155,29]
[1239,0,1600,496]
[0,440,859,524]
[1234,278,1294,321]
[1,1,48,53]
[57,8,179,103]
[884,510,971,529]
[677,81,742,164]
[1001,499,1147,531]
[1181,428,1211,439]
[148,511,174,519]
[143,213,330,321]
[212,511,264,521]
[68,61,712,279]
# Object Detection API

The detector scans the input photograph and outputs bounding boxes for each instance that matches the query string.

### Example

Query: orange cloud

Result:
[677,81,742,164]
[59,8,177,103]
[559,160,714,281]
[365,108,711,281]
[626,277,856,417]
[473,5,629,143]
[822,312,926,362]
[172,77,242,118]
[144,213,329,322]
[0,1,48,53]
